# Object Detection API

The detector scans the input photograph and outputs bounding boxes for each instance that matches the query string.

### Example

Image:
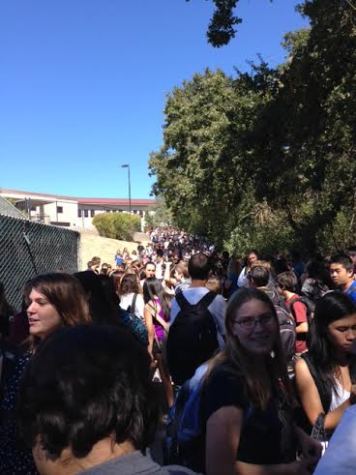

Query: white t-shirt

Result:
[329,381,350,411]
[119,293,145,320]
[170,287,226,348]
[155,262,163,280]
[237,266,249,288]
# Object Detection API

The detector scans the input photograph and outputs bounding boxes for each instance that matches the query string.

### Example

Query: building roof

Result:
[77,198,155,206]
[0,188,156,207]
[0,196,26,219]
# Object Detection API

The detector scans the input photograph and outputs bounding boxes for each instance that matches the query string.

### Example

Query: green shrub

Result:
[92,213,141,241]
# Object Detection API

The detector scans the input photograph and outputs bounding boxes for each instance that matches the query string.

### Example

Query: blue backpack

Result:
[164,363,208,470]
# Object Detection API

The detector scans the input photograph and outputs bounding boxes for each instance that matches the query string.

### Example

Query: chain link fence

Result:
[0,215,79,311]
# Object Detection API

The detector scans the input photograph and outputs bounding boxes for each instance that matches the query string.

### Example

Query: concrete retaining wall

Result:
[78,234,144,270]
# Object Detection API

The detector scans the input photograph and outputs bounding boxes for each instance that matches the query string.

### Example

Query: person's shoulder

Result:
[80,451,198,475]
[206,361,244,391]
[347,280,356,294]
[202,362,248,417]
[183,287,207,296]
[157,466,197,474]
[210,293,226,305]
[178,287,208,303]
[295,353,316,382]
[290,295,307,310]
[295,354,310,372]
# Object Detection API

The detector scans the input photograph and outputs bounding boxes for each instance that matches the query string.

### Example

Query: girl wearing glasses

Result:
[201,288,320,475]
[295,291,356,444]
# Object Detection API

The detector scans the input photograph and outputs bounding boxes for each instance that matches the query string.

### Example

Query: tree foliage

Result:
[144,197,174,229]
[92,213,141,241]
[186,0,241,47]
[150,0,356,255]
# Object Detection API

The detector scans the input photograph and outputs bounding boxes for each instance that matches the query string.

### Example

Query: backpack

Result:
[166,291,218,385]
[164,363,208,471]
[274,303,297,367]
[120,294,148,347]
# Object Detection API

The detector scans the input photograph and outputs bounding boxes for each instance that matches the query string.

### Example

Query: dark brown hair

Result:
[25,273,91,348]
[119,273,141,296]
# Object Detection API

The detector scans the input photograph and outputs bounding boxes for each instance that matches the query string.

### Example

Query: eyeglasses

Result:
[234,313,275,331]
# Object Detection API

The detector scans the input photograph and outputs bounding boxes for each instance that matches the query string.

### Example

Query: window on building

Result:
[57,206,63,214]
[84,210,89,218]
[90,210,95,217]
[78,209,82,218]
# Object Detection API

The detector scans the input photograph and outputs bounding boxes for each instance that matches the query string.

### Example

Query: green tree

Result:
[144,197,174,228]
[92,213,141,241]
[149,66,277,246]
[186,0,293,47]
[151,0,356,254]
[252,0,356,252]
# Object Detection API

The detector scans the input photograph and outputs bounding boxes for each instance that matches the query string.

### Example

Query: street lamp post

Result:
[121,164,132,213]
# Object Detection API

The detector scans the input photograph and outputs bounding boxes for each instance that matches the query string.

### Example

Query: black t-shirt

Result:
[201,363,296,465]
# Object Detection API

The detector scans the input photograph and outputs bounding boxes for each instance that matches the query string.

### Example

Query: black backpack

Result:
[274,303,297,368]
[167,291,218,385]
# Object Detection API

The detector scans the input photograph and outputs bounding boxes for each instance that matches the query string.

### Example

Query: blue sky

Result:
[0,0,308,199]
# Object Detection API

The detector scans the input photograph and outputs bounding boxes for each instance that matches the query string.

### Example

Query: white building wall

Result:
[42,201,78,227]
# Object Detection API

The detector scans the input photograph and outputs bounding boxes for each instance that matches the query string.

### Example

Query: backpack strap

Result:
[175,290,190,311]
[131,293,137,315]
[196,291,216,310]
[301,352,331,413]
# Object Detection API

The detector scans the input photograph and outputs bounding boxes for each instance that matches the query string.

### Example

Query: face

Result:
[232,298,278,355]
[330,263,353,287]
[145,264,156,278]
[27,289,62,340]
[327,314,356,354]
[248,253,258,266]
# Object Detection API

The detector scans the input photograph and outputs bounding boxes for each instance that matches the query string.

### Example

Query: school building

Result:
[0,188,156,230]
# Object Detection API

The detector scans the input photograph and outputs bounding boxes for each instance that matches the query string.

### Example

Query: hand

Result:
[295,428,322,473]
[287,458,318,475]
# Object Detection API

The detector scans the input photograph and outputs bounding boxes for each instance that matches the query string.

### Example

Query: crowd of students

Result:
[0,227,356,474]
